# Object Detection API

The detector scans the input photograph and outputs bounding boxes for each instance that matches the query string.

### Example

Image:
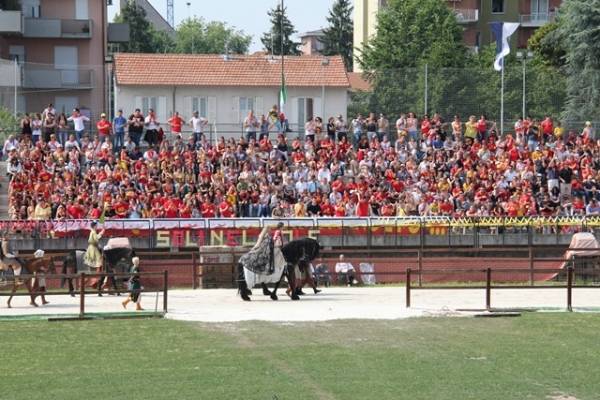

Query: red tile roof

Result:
[114,53,350,88]
[347,72,372,92]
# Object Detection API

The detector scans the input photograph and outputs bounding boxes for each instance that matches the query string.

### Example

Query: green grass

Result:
[2,314,599,399]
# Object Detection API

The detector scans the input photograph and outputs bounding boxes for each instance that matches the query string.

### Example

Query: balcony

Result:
[22,66,94,89]
[519,12,556,27]
[0,10,23,34]
[454,9,479,24]
[23,18,92,39]
[0,60,20,87]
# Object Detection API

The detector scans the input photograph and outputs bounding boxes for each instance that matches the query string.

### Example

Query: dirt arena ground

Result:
[2,286,600,320]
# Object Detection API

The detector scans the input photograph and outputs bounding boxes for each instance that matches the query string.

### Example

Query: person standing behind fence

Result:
[68,108,89,143]
[244,110,259,142]
[122,256,143,311]
[96,113,112,142]
[113,109,127,152]
[144,109,160,146]
[168,111,184,139]
[128,109,144,147]
[190,111,208,145]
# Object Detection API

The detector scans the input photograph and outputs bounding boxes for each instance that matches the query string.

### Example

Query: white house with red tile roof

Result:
[113,53,350,134]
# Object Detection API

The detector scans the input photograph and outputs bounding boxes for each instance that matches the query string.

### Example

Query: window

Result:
[192,97,208,118]
[531,0,549,15]
[491,0,504,13]
[239,97,255,117]
[142,97,157,116]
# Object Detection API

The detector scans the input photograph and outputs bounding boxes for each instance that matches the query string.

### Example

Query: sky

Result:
[108,0,346,53]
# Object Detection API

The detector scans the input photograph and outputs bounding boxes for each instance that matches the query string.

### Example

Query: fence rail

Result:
[0,271,168,319]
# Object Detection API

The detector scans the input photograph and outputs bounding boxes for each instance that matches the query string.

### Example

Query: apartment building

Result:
[353,0,562,72]
[0,0,107,116]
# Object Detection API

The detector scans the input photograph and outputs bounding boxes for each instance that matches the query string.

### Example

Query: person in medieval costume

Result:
[239,223,287,290]
[0,233,23,284]
[122,256,143,311]
[83,221,105,286]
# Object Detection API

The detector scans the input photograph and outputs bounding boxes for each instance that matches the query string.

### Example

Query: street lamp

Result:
[516,50,534,118]
[321,57,329,119]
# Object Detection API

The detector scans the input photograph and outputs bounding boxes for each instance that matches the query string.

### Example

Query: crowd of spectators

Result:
[3,103,600,221]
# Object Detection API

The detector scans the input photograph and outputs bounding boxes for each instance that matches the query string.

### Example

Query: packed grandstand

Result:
[4,106,599,220]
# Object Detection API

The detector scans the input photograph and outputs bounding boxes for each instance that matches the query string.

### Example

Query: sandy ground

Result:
[1,286,600,321]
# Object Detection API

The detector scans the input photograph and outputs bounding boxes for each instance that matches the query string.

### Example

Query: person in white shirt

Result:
[2,135,18,157]
[335,254,358,286]
[67,108,90,143]
[189,111,208,145]
[144,108,160,146]
[243,110,259,142]
[42,103,56,121]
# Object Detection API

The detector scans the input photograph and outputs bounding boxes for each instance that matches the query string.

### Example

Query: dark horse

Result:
[62,248,133,296]
[238,237,321,301]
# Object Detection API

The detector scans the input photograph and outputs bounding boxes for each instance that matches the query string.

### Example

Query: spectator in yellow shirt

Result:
[554,121,564,138]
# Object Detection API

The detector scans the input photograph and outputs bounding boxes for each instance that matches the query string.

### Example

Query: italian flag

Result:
[279,70,287,112]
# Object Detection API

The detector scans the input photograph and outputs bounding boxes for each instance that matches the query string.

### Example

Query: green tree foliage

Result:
[0,107,19,141]
[359,0,466,71]
[321,0,354,71]
[528,22,566,69]
[355,0,467,117]
[555,0,600,123]
[175,18,251,55]
[261,4,301,56]
[114,2,174,53]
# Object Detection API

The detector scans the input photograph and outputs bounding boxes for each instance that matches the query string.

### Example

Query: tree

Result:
[321,0,354,71]
[359,0,466,71]
[114,2,174,53]
[175,18,251,55]
[356,0,467,117]
[528,22,566,69]
[0,106,18,142]
[261,3,301,56]
[555,0,600,123]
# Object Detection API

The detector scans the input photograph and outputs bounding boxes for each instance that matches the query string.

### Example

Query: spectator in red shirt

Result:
[168,111,184,138]
[96,113,112,141]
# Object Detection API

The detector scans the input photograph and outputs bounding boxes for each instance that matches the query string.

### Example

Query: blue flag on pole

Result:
[490,22,520,71]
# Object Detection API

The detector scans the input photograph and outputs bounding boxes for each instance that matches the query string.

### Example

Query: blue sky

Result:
[108,0,346,52]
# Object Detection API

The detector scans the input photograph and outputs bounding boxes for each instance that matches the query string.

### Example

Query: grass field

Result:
[2,314,599,400]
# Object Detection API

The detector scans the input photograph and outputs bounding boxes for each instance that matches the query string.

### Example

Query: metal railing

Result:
[23,17,92,39]
[3,217,600,250]
[519,12,556,26]
[22,64,94,89]
[454,8,479,23]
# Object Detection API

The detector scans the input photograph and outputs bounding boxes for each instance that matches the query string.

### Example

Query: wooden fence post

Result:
[529,246,534,286]
[417,250,422,287]
[192,252,197,290]
[406,268,411,308]
[567,266,573,312]
[79,272,85,319]
[163,270,168,313]
[485,268,491,310]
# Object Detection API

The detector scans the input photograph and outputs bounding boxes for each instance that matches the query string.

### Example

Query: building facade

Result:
[0,0,108,116]
[353,0,562,71]
[113,54,350,133]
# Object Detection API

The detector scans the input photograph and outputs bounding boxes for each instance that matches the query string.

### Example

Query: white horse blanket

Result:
[240,228,287,288]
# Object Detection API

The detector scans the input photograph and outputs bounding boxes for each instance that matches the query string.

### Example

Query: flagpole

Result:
[280,0,284,113]
[500,59,504,136]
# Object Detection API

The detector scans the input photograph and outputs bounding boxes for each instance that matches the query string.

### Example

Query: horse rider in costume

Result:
[83,221,105,287]
[0,232,23,284]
